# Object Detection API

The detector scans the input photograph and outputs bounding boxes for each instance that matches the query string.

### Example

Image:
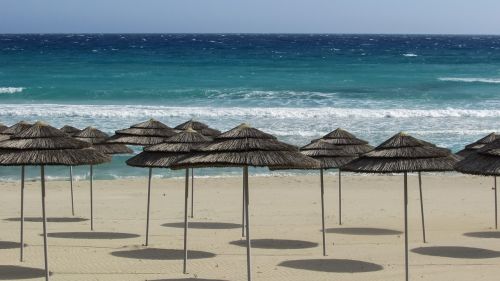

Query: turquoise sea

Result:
[1,34,500,180]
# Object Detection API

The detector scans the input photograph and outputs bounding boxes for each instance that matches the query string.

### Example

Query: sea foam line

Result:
[0,87,24,94]
[438,77,500,84]
[1,104,500,119]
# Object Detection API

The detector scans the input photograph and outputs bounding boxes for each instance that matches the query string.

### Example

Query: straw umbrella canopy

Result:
[342,132,459,281]
[0,121,32,141]
[456,133,499,158]
[298,139,358,255]
[0,121,110,281]
[74,127,133,154]
[126,128,212,246]
[174,120,221,218]
[73,127,133,230]
[59,125,81,137]
[175,119,221,137]
[59,125,82,216]
[107,119,176,146]
[455,139,500,229]
[0,121,32,262]
[171,123,319,281]
[0,122,7,133]
[320,128,373,225]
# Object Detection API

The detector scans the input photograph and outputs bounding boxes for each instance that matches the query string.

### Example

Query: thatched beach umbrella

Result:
[456,133,499,158]
[73,127,133,230]
[175,119,221,137]
[107,119,176,146]
[455,139,500,229]
[175,120,221,218]
[0,122,7,133]
[320,128,373,225]
[342,132,459,281]
[299,139,358,256]
[0,122,110,281]
[0,121,32,141]
[0,121,32,262]
[172,124,319,281]
[127,128,211,247]
[60,125,82,216]
[59,125,81,137]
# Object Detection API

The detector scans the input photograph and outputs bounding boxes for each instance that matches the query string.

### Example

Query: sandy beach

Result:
[1,173,499,281]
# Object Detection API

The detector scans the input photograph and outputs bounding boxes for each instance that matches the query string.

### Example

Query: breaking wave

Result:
[438,77,500,84]
[1,104,499,119]
[0,87,24,94]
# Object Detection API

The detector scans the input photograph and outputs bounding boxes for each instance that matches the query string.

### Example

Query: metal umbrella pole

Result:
[41,165,50,281]
[495,176,498,229]
[338,169,342,225]
[244,166,252,281]
[90,165,94,231]
[404,172,409,281]
[69,167,75,216]
[183,168,189,274]
[418,172,426,243]
[320,169,326,256]
[20,165,25,262]
[191,168,194,218]
[145,168,153,246]
[242,167,246,237]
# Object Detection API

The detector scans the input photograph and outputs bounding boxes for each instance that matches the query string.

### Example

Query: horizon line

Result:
[1,32,500,36]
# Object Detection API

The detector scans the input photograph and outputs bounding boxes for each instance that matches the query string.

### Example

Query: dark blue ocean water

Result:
[1,34,500,180]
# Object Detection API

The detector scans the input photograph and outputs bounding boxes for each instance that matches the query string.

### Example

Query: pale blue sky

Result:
[1,0,499,34]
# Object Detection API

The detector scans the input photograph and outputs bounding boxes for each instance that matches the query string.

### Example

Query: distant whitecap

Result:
[0,87,24,94]
[438,77,500,84]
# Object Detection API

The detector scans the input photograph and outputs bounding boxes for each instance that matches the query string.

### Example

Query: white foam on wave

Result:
[1,104,500,119]
[0,87,24,94]
[403,53,418,57]
[438,77,500,84]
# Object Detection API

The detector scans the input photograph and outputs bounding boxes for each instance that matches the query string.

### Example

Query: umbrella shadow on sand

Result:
[5,217,88,223]
[46,232,140,240]
[110,248,216,260]
[326,227,402,236]
[0,265,50,280]
[411,246,500,259]
[229,239,318,250]
[148,279,227,281]
[162,222,241,230]
[0,241,25,250]
[278,259,383,273]
[463,231,500,239]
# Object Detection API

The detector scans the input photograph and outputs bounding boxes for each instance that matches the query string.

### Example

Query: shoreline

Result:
[0,171,481,184]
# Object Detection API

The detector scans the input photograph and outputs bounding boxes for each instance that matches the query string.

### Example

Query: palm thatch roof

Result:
[171,124,320,170]
[321,128,374,155]
[300,139,358,169]
[60,125,82,136]
[74,127,133,155]
[1,121,32,136]
[456,133,499,158]
[0,121,33,141]
[0,122,111,166]
[455,139,500,176]
[342,132,459,173]
[107,119,177,146]
[126,128,212,168]
[0,123,7,133]
[174,120,221,137]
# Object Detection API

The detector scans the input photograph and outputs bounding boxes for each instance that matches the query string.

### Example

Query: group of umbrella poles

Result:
[0,119,499,281]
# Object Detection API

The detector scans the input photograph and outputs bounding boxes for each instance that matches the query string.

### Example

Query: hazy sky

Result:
[1,0,500,34]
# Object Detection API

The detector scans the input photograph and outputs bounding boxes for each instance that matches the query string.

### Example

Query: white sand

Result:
[1,173,499,281]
